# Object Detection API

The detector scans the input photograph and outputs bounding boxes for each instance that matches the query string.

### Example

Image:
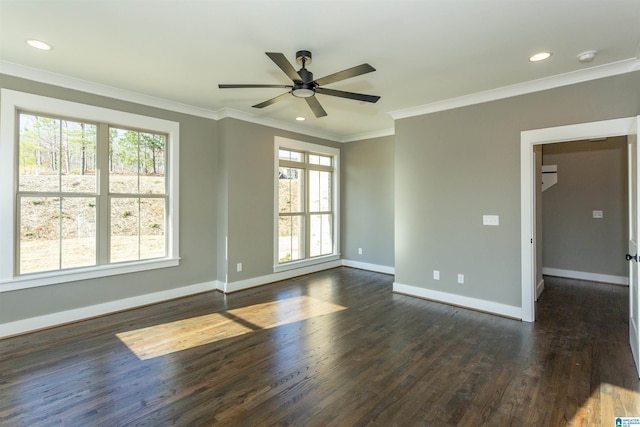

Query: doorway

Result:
[537,137,629,288]
[520,117,637,322]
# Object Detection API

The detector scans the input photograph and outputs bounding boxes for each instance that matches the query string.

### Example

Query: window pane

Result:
[60,121,97,193]
[60,197,97,269]
[19,197,60,274]
[140,198,166,259]
[19,114,97,193]
[110,197,165,262]
[310,214,332,257]
[110,198,140,263]
[19,114,60,192]
[279,149,303,162]
[109,128,140,194]
[279,167,304,213]
[308,154,331,166]
[139,133,166,195]
[309,170,331,212]
[278,215,304,262]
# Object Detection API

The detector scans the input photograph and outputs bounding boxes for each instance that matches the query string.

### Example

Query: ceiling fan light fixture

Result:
[292,88,315,98]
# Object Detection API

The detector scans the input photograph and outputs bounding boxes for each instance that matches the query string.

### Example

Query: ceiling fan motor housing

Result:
[293,52,315,97]
[296,50,312,66]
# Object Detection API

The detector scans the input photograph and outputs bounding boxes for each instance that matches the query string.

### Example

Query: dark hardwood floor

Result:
[1,268,639,426]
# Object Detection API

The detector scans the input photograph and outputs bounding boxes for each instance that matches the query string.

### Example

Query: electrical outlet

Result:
[433,270,440,280]
[237,262,243,272]
[457,274,464,284]
[358,248,363,255]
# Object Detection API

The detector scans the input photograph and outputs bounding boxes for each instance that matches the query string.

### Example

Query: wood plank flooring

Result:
[1,268,639,426]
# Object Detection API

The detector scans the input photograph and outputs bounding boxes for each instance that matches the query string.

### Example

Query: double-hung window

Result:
[0,90,179,291]
[275,137,339,271]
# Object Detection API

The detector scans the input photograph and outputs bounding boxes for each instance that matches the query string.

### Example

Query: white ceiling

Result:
[1,0,639,141]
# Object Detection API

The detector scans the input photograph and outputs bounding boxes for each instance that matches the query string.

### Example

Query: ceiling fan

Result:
[218,50,380,118]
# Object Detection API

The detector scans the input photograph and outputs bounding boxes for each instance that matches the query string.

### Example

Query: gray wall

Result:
[341,135,394,267]
[217,118,341,283]
[395,71,640,307]
[0,74,219,323]
[542,137,628,278]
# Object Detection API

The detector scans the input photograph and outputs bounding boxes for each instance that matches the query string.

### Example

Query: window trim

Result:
[0,89,180,292]
[273,136,340,273]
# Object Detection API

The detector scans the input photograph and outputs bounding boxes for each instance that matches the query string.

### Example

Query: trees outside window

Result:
[16,114,168,275]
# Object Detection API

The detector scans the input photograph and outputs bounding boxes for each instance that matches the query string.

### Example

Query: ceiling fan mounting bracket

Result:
[296,50,312,66]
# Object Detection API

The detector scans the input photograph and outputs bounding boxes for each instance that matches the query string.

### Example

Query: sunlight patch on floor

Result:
[569,382,640,426]
[116,296,346,360]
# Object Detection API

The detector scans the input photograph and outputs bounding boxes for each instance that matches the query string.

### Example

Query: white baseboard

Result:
[393,282,522,320]
[219,260,343,293]
[2,259,394,338]
[542,267,629,286]
[0,281,218,339]
[536,278,545,300]
[341,260,395,275]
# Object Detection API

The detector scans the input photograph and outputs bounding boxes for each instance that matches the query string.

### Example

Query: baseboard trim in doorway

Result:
[542,267,629,286]
[536,279,545,300]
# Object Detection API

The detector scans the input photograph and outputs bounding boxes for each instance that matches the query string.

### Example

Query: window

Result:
[0,90,179,291]
[275,137,339,271]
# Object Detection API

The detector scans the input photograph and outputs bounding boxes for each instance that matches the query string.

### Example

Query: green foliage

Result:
[18,114,97,176]
[148,223,160,229]
[122,210,132,217]
[110,128,165,176]
[279,253,292,262]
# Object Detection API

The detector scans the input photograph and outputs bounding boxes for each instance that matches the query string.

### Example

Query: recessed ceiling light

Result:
[529,52,552,62]
[26,39,53,51]
[295,117,305,121]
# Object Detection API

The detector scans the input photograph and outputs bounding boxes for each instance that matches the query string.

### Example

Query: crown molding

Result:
[5,58,638,143]
[341,127,395,143]
[0,61,345,142]
[0,60,220,120]
[388,58,640,120]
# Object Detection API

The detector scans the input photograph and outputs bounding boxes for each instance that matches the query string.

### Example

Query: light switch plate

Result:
[483,215,499,226]
[593,210,603,219]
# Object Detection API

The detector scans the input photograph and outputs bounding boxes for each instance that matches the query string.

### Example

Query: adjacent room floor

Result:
[1,268,638,426]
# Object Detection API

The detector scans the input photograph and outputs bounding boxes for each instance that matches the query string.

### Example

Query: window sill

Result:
[273,254,340,274]
[0,258,181,293]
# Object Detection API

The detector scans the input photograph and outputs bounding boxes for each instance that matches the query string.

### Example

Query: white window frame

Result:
[0,89,180,292]
[273,136,340,273]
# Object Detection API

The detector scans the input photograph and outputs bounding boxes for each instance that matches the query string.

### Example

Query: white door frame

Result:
[520,117,637,322]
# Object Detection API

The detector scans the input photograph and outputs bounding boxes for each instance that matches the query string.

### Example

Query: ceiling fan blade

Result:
[314,64,376,86]
[315,87,380,103]
[305,96,327,118]
[219,84,292,89]
[252,92,291,109]
[266,52,302,83]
